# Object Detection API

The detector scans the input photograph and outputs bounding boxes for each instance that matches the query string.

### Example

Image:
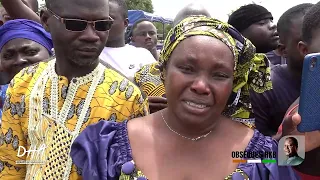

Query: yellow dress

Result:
[0,59,149,179]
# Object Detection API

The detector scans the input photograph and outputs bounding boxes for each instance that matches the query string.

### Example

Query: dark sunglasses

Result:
[47,8,113,32]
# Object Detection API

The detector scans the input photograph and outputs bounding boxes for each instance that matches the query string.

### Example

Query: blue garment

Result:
[250,64,300,136]
[0,84,8,120]
[266,51,286,66]
[0,19,53,55]
[71,120,300,180]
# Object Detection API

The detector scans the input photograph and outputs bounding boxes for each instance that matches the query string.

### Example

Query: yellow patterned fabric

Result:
[0,59,149,179]
[134,62,165,97]
[135,16,272,128]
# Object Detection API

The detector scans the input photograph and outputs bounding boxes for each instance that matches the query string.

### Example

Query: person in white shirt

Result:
[99,0,156,81]
[130,19,159,61]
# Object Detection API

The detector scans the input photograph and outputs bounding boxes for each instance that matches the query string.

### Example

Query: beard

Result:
[68,51,100,67]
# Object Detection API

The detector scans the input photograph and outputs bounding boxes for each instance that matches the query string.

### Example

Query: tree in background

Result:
[154,23,172,41]
[126,0,154,13]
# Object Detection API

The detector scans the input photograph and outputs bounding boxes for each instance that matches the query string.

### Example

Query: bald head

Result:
[173,3,211,26]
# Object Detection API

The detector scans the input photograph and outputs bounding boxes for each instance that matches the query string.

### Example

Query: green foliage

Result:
[125,0,154,13]
[154,22,173,41]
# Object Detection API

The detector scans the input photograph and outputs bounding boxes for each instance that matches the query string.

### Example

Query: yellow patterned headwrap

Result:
[158,16,272,128]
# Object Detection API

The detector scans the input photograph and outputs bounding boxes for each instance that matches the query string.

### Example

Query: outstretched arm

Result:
[1,0,40,23]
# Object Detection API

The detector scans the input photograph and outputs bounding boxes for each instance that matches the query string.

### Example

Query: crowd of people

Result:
[0,0,319,179]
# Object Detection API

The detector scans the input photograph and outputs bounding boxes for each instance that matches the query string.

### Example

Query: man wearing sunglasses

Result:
[0,0,149,179]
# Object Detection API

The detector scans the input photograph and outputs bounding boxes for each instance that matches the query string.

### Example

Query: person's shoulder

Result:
[127,114,154,140]
[247,129,278,152]
[137,61,160,72]
[127,115,150,129]
[123,44,140,53]
[296,155,304,161]
[9,61,49,90]
[270,64,291,81]
[134,62,161,85]
[270,64,293,89]
[287,156,304,166]
[103,67,140,88]
[73,120,128,153]
[101,67,146,100]
[71,120,129,179]
[17,60,47,77]
[271,64,287,73]
[132,46,150,54]
[98,66,149,119]
[120,44,152,56]
[126,44,156,62]
[249,80,273,102]
[85,120,126,137]
[250,64,287,96]
[265,51,276,56]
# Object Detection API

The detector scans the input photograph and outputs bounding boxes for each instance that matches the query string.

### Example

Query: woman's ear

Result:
[298,41,309,58]
[277,43,287,58]
[0,62,3,71]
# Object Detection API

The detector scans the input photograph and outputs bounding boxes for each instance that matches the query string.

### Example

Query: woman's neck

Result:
[161,108,223,139]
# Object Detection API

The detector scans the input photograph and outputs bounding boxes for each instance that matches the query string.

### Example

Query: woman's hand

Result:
[282,113,320,152]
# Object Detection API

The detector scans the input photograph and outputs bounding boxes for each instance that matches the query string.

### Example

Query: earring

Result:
[160,71,165,81]
[51,48,55,56]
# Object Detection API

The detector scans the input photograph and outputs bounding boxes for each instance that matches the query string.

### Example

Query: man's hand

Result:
[282,113,320,152]
[148,96,167,113]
